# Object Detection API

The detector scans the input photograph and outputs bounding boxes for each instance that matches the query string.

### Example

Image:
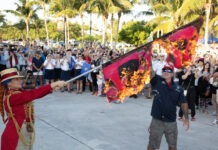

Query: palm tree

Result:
[73,0,91,47]
[30,0,51,42]
[147,0,218,37]
[0,11,6,26]
[13,20,26,39]
[116,0,143,42]
[91,0,132,45]
[146,0,181,36]
[177,0,218,43]
[6,0,39,39]
[50,0,77,48]
[109,0,132,48]
[31,15,44,39]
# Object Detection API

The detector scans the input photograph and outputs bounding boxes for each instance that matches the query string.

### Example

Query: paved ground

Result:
[0,91,218,150]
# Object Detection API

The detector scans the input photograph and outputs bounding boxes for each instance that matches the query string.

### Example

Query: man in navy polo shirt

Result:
[147,64,189,150]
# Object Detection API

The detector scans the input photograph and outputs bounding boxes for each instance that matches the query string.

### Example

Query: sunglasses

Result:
[162,69,173,73]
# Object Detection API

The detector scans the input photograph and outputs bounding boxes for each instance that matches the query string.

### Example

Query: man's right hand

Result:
[51,81,67,90]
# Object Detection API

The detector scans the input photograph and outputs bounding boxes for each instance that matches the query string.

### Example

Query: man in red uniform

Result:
[0,68,67,150]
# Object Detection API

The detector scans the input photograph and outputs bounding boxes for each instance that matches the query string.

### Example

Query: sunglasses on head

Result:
[162,69,173,73]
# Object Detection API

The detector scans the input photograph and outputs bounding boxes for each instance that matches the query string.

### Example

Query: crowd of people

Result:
[0,39,124,97]
[1,39,218,125]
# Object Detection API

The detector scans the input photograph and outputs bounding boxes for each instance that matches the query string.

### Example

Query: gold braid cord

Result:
[0,84,6,123]
[6,91,36,146]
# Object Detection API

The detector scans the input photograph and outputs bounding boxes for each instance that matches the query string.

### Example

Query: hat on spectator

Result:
[197,58,204,63]
[162,63,174,73]
[66,49,72,52]
[0,68,23,83]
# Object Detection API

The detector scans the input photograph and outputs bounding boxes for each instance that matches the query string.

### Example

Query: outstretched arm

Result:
[9,81,67,106]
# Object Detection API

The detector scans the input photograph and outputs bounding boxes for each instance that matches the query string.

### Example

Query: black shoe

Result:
[133,95,138,99]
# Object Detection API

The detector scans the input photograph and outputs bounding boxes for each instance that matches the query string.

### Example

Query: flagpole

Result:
[66,65,102,83]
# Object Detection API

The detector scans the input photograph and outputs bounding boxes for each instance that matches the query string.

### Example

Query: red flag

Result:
[103,17,203,102]
[154,17,204,68]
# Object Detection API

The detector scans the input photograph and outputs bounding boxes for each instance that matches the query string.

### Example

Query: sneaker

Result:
[212,119,218,125]
[146,96,152,99]
[191,117,196,121]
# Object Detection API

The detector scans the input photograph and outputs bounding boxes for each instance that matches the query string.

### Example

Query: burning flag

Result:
[103,17,203,102]
[103,45,152,102]
[154,17,204,68]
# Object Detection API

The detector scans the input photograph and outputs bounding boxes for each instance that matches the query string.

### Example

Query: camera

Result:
[9,45,17,52]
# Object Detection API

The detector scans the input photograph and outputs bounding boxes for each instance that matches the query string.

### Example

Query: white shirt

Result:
[60,58,70,71]
[44,59,56,70]
[194,66,203,86]
[75,59,84,69]
[43,45,49,50]
[55,59,61,69]
[153,60,166,76]
[152,59,159,70]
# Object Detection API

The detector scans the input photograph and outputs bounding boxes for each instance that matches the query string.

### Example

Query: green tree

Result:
[30,0,51,42]
[0,11,6,26]
[147,0,218,37]
[6,0,39,39]
[117,0,140,41]
[118,21,155,46]
[109,0,132,48]
[50,0,77,47]
[30,15,44,40]
[73,0,91,46]
[90,0,132,45]
[14,20,26,39]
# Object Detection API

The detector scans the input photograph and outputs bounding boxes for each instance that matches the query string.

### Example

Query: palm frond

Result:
[176,0,205,20]
[153,19,176,34]
[145,16,171,28]
[209,15,218,28]
[151,3,170,15]
[5,10,22,17]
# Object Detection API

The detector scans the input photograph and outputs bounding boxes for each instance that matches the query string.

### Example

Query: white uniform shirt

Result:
[194,66,203,86]
[75,59,84,69]
[60,58,70,71]
[153,60,166,76]
[44,59,56,70]
[152,60,159,70]
[55,59,61,69]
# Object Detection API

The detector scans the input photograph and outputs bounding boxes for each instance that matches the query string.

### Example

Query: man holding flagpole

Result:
[147,64,189,150]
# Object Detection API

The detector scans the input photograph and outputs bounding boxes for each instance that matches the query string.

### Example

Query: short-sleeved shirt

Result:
[150,75,186,122]
[32,57,44,72]
[44,59,56,70]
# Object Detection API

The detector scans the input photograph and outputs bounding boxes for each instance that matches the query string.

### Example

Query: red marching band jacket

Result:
[1,85,52,150]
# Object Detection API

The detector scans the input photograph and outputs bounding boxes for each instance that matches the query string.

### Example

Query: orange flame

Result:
[104,60,150,102]
[153,38,197,68]
[119,68,150,102]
